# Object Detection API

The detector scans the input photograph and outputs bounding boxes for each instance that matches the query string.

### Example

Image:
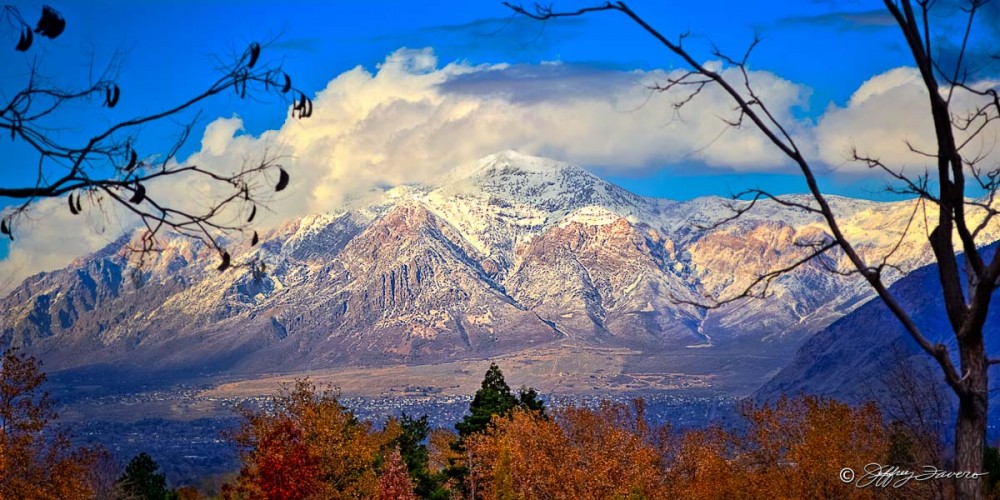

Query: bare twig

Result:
[1,11,312,269]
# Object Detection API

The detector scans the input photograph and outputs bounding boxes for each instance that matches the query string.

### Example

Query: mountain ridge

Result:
[3,150,998,394]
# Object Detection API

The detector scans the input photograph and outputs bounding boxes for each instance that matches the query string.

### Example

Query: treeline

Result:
[216,364,948,500]
[1,350,997,499]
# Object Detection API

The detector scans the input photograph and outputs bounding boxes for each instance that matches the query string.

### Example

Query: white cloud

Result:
[204,48,810,221]
[815,67,935,171]
[200,116,245,156]
[0,194,134,293]
[168,47,813,236]
[2,48,997,294]
[815,66,1000,173]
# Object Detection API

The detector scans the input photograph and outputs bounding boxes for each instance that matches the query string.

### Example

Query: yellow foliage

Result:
[462,395,902,500]
[0,349,99,499]
[465,401,667,499]
[667,395,890,499]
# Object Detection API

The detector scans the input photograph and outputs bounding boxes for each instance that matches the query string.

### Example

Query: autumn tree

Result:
[447,362,546,496]
[377,447,417,500]
[508,2,1000,497]
[664,396,892,499]
[666,425,740,499]
[1,4,313,272]
[171,486,207,500]
[427,428,462,493]
[85,448,125,500]
[224,380,398,500]
[0,348,101,499]
[464,400,667,499]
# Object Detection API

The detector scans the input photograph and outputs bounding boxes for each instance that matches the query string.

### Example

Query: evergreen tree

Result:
[517,386,546,416]
[456,363,543,438]
[448,363,547,496]
[117,452,169,500]
[390,414,447,499]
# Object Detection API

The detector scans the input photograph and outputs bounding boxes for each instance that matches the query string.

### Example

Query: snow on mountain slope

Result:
[2,150,997,385]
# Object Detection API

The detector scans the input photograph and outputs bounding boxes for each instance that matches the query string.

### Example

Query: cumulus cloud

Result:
[178,47,812,229]
[0,195,134,293]
[246,48,808,212]
[3,47,998,293]
[200,116,245,156]
[815,66,1000,174]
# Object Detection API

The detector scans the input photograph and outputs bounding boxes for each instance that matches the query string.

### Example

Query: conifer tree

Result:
[456,362,545,438]
[117,452,169,500]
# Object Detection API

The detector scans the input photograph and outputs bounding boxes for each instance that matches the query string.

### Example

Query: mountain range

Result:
[3,151,997,395]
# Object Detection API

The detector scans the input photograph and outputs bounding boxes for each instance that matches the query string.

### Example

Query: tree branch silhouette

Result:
[0,5,313,271]
[508,1,1000,496]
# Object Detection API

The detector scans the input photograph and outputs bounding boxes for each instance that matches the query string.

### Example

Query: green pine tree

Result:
[517,386,546,416]
[117,452,170,500]
[455,363,519,438]
[447,362,547,496]
[394,413,449,499]
[456,363,547,438]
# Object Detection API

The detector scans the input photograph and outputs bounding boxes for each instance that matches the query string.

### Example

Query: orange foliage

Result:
[465,400,667,499]
[0,349,99,499]
[224,379,399,500]
[174,485,207,500]
[460,395,904,499]
[216,377,914,499]
[667,395,891,499]
[428,427,460,475]
[378,446,417,500]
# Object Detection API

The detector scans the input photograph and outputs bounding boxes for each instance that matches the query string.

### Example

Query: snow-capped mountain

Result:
[2,151,997,387]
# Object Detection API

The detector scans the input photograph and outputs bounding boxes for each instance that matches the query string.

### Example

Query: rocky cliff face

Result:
[2,150,995,383]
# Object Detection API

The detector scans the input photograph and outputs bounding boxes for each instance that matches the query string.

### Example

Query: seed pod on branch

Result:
[15,28,33,51]
[217,251,231,271]
[34,6,66,39]
[247,42,261,69]
[105,84,120,108]
[129,183,146,204]
[275,168,289,192]
[1,220,13,241]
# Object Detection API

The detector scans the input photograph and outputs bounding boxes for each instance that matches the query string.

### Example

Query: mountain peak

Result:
[432,150,651,219]
[444,150,576,183]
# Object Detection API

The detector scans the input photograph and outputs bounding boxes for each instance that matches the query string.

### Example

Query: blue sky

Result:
[1,0,999,271]
[0,1,973,194]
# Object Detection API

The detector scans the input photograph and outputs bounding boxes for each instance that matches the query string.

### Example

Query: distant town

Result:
[63,386,738,485]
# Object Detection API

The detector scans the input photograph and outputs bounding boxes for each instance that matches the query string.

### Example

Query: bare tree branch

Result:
[0,6,312,270]
[508,1,1000,492]
[506,0,963,390]
[670,241,837,310]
